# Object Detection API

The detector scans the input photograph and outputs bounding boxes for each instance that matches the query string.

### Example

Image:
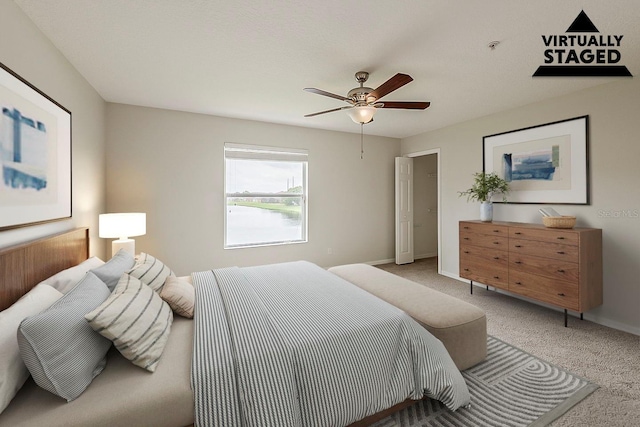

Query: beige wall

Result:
[413,154,438,258]
[402,78,640,334]
[106,103,400,275]
[0,2,106,258]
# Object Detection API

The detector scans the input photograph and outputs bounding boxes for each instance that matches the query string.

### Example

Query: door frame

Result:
[405,148,442,274]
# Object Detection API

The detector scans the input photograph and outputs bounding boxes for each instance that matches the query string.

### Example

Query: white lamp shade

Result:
[99,213,146,239]
[347,106,376,124]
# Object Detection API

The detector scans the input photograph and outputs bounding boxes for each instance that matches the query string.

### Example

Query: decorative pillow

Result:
[128,252,175,293]
[0,284,63,414]
[17,273,112,402]
[90,249,136,291]
[85,274,174,372]
[41,256,105,294]
[160,276,195,318]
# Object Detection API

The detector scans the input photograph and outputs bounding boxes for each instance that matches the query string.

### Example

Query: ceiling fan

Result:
[304,71,430,124]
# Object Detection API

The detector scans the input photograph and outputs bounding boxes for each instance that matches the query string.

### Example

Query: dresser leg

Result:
[564,309,568,327]
[486,285,489,291]
[470,280,473,294]
[580,313,583,320]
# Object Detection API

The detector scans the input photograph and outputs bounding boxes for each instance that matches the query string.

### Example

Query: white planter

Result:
[480,201,493,222]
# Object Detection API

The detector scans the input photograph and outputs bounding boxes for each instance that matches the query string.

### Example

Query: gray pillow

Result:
[17,272,112,402]
[90,249,136,291]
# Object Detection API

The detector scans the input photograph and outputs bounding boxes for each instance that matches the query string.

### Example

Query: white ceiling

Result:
[15,0,640,139]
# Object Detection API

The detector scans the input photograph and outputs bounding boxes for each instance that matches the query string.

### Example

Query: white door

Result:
[395,157,414,264]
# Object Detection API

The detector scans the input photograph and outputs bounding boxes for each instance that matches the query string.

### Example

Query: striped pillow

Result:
[85,274,173,372]
[129,253,175,293]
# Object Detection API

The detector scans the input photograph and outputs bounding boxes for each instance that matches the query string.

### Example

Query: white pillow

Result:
[0,284,63,414]
[41,257,105,294]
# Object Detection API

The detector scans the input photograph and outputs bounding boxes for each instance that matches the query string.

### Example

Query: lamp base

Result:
[112,238,135,258]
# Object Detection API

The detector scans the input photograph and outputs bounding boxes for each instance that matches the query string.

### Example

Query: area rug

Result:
[373,336,598,427]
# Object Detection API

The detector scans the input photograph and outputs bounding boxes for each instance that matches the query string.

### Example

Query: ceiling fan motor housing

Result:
[349,71,375,104]
[347,86,374,104]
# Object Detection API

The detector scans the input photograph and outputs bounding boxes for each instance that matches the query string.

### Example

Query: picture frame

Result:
[0,61,71,230]
[483,115,589,205]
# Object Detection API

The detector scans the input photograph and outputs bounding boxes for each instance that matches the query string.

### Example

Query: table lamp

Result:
[99,213,146,257]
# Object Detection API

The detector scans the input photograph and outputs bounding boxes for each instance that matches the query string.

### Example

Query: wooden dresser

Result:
[459,220,602,326]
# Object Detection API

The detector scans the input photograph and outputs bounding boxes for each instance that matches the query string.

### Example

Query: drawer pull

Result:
[493,256,500,260]
[557,251,565,254]
[463,251,469,254]
[514,232,522,235]
[493,276,500,279]
[557,293,565,297]
[515,245,522,248]
[493,230,500,233]
[557,236,565,240]
[515,281,522,285]
[514,261,522,264]
[463,226,469,229]
[464,237,470,240]
[557,269,565,273]
[493,241,500,245]
[464,268,469,271]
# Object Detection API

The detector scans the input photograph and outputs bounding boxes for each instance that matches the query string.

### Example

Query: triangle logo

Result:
[566,10,599,33]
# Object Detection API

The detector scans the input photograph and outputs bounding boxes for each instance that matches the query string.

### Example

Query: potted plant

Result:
[459,172,509,221]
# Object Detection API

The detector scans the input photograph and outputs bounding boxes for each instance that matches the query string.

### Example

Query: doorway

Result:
[407,149,441,274]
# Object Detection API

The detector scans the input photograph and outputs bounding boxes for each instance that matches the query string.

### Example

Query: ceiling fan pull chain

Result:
[360,123,364,160]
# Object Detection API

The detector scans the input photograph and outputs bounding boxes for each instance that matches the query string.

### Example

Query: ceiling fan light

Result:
[347,105,376,124]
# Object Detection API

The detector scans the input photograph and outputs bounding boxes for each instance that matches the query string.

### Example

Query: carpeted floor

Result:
[376,257,640,427]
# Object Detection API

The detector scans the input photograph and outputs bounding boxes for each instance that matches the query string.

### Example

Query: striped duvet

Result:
[192,261,470,426]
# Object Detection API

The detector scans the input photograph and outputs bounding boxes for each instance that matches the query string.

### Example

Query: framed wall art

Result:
[0,61,71,230]
[483,115,589,204]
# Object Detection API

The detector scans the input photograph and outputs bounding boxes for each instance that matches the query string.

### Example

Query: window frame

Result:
[223,143,308,249]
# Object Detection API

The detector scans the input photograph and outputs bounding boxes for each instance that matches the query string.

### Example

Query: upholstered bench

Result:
[328,264,486,370]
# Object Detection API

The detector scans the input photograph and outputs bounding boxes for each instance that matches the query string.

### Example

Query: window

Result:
[224,143,308,248]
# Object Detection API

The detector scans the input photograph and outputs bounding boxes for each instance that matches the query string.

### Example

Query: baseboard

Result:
[368,254,437,266]
[367,258,395,266]
[415,252,437,260]
[440,270,639,336]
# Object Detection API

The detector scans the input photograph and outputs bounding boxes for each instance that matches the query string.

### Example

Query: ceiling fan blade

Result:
[304,88,352,102]
[368,73,413,101]
[304,106,353,117]
[378,101,431,110]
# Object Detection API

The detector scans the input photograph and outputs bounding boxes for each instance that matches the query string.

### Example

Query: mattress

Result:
[0,317,194,427]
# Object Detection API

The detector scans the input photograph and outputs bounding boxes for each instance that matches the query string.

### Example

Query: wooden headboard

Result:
[0,228,89,311]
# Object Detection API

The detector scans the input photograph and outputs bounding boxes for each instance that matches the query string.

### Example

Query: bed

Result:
[0,228,470,426]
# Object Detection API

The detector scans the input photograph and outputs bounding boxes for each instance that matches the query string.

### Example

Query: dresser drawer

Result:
[460,245,508,264]
[460,222,508,236]
[509,226,578,245]
[509,253,579,283]
[509,270,579,311]
[460,263,508,289]
[510,238,579,263]
[460,231,508,250]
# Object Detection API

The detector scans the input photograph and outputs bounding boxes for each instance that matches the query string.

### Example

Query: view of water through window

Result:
[226,203,302,246]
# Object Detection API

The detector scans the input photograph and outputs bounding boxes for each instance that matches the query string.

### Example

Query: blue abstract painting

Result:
[502,146,560,182]
[1,107,48,191]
